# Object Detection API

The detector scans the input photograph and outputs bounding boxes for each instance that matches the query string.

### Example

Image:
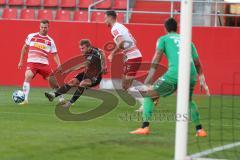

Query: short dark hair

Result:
[80,39,91,47]
[164,18,177,32]
[40,19,49,25]
[105,10,117,19]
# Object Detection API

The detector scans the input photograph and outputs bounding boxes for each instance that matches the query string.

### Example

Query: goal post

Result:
[174,0,193,160]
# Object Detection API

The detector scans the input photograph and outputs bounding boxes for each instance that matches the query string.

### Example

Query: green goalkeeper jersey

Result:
[156,32,199,83]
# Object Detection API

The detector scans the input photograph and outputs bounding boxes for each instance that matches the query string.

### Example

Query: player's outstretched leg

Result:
[62,87,85,108]
[190,101,207,137]
[130,96,154,135]
[48,75,65,103]
[130,89,159,135]
[123,77,144,109]
[189,84,207,137]
[45,78,80,102]
[136,97,159,112]
[61,78,91,108]
[20,70,34,105]
[45,84,71,101]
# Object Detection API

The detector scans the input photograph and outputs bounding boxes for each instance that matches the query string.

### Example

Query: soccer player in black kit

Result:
[45,39,107,108]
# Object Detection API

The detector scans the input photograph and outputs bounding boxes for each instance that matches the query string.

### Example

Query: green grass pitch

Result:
[0,86,240,160]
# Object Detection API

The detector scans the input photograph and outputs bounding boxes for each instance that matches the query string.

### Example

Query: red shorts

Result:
[27,62,52,79]
[123,57,142,77]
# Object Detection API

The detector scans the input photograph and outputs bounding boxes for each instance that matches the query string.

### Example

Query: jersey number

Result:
[174,39,180,55]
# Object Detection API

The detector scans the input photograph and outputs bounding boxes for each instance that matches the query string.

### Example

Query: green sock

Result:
[142,96,154,122]
[189,101,200,126]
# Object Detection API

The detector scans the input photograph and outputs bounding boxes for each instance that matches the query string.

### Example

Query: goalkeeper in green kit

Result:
[130,18,210,137]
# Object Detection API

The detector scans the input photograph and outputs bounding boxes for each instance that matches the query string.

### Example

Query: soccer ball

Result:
[12,90,25,104]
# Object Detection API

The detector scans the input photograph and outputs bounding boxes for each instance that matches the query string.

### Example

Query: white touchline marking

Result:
[190,141,240,158]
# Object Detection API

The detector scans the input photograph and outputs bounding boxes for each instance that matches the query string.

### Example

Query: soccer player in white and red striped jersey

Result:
[18,20,64,105]
[105,10,144,107]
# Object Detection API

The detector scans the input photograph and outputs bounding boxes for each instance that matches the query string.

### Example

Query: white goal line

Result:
[190,141,240,159]
[190,158,227,160]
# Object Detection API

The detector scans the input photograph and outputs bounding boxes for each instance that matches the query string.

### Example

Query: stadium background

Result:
[0,1,240,160]
[0,0,240,95]
[0,21,240,95]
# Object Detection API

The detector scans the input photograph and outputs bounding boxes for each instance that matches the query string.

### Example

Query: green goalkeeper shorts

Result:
[153,76,196,99]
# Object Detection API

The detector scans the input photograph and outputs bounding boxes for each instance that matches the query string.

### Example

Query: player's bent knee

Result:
[122,79,133,90]
[24,70,34,82]
[48,76,59,89]
[68,79,79,87]
[24,76,32,82]
[122,84,129,90]
[147,90,159,101]
[79,79,91,87]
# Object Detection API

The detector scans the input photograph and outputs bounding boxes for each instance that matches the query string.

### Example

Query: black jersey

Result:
[84,47,102,78]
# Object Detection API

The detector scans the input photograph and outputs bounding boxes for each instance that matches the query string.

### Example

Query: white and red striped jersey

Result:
[111,22,142,60]
[25,32,57,65]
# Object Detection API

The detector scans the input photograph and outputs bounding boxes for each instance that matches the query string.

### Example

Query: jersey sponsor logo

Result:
[34,43,46,50]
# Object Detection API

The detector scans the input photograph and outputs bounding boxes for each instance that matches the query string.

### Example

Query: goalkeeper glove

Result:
[199,74,210,96]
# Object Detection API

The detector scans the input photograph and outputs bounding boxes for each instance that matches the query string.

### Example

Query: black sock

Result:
[55,84,71,97]
[141,122,150,128]
[196,124,202,131]
[69,87,85,103]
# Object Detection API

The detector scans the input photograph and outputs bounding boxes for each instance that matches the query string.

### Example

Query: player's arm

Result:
[144,49,163,84]
[63,61,89,74]
[144,38,164,84]
[18,44,29,69]
[192,43,203,75]
[192,43,210,95]
[53,53,61,68]
[19,34,32,69]
[193,58,203,75]
[108,36,124,62]
[99,49,107,74]
[117,36,126,50]
[193,58,210,95]
[50,41,62,71]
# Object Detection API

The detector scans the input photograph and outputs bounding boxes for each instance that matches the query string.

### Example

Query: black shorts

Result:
[75,72,102,87]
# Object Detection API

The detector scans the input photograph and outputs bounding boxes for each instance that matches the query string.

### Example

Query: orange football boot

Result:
[129,127,150,135]
[196,129,207,137]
